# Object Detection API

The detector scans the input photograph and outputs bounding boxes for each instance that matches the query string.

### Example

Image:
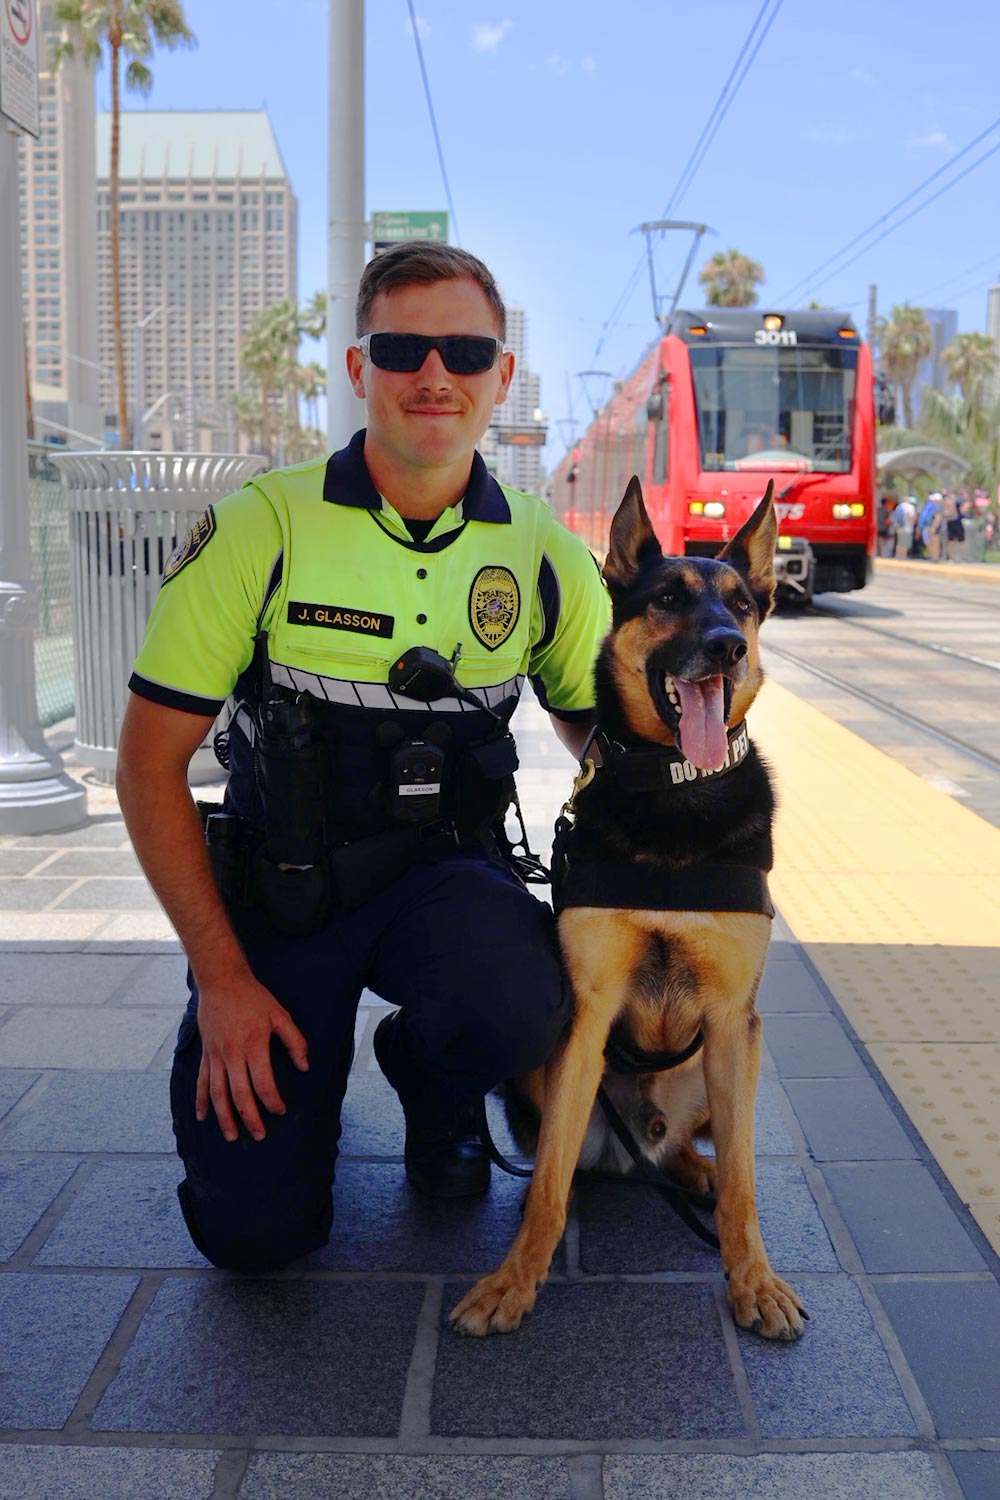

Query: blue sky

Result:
[103,0,1000,462]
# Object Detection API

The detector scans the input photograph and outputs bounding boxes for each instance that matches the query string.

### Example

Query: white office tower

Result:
[483,306,546,496]
[914,307,958,413]
[17,19,101,446]
[94,109,298,451]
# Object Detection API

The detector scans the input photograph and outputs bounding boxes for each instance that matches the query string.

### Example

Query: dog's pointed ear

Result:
[603,476,662,591]
[718,480,778,615]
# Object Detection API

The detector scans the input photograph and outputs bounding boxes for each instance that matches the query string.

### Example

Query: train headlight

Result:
[703,501,725,518]
[850,503,865,517]
[689,501,705,515]
[833,504,852,519]
[777,535,793,551]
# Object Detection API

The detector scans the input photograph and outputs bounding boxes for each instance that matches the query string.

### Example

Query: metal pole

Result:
[327,0,366,450]
[133,306,164,452]
[0,121,86,831]
[133,321,143,450]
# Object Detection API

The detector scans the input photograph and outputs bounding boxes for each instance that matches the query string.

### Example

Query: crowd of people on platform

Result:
[876,488,996,562]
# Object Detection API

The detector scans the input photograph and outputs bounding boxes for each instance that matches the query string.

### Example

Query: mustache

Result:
[405,394,468,411]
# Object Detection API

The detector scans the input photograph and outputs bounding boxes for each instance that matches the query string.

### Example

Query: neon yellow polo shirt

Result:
[130,430,610,723]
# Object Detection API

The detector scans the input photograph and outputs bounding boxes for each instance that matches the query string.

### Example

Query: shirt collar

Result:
[323,428,511,523]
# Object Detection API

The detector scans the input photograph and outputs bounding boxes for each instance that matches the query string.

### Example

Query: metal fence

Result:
[52,451,264,776]
[27,442,75,726]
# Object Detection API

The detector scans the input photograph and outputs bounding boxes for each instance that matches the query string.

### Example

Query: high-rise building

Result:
[94,108,298,450]
[914,306,958,415]
[17,10,101,445]
[482,306,546,495]
[986,282,1000,406]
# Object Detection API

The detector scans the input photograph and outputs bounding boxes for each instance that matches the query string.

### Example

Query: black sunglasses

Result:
[359,332,504,376]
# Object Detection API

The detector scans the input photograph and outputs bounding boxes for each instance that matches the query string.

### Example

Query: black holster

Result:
[255,854,333,937]
[203,810,255,913]
[254,692,332,936]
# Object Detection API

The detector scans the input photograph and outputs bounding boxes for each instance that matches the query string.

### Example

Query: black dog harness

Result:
[551,722,775,920]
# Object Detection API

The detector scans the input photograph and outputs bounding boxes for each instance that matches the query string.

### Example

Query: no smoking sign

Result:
[4,0,32,46]
[1,0,39,136]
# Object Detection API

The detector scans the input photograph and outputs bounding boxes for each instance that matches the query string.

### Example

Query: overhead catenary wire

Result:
[591,0,782,363]
[791,136,1000,302]
[917,247,1000,303]
[405,0,462,247]
[665,0,782,218]
[777,114,1000,304]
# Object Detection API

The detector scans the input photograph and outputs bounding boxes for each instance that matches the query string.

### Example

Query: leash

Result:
[593,1085,720,1248]
[475,1039,721,1251]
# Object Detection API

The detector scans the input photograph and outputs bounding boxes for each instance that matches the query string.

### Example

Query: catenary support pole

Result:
[327,0,367,449]
[867,283,878,358]
[0,122,87,832]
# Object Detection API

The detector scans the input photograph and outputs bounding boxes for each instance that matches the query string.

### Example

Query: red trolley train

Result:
[550,308,876,601]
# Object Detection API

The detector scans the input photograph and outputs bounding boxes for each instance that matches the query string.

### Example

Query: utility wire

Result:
[801,137,1000,297]
[666,0,782,217]
[406,0,461,246]
[777,114,1000,304]
[591,0,781,361]
[918,247,1000,303]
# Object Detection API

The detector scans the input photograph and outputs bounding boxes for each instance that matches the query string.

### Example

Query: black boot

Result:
[373,1012,491,1198]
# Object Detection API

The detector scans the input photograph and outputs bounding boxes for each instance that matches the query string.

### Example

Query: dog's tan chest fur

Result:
[560,907,770,1057]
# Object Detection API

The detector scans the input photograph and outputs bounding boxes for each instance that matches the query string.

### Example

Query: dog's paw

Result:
[449,1269,539,1337]
[729,1268,807,1342]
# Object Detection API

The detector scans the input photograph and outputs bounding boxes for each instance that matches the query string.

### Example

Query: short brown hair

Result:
[355,241,507,340]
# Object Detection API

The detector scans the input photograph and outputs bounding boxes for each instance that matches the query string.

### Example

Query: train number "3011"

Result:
[754,328,799,346]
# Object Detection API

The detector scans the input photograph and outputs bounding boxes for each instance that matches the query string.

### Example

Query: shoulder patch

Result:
[162,507,217,584]
[469,565,520,651]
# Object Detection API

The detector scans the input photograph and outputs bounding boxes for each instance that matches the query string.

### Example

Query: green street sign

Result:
[371,211,449,250]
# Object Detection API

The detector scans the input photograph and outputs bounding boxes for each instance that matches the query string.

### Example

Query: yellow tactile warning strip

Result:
[752,679,1000,1254]
[876,557,1000,586]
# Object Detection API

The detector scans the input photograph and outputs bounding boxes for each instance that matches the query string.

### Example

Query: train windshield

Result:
[689,344,858,472]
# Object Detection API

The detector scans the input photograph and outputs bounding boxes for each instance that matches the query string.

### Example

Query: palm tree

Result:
[237,294,329,464]
[240,299,299,464]
[51,1,195,448]
[698,249,765,308]
[298,361,326,433]
[941,331,999,409]
[918,387,1000,496]
[876,303,933,431]
[300,290,328,343]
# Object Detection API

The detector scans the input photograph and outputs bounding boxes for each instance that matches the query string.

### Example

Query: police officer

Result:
[117,243,610,1272]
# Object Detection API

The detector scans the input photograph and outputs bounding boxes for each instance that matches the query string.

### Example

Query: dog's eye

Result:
[657,590,680,610]
[733,597,752,616]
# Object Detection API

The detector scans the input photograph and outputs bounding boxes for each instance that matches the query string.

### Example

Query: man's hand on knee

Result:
[194,976,310,1143]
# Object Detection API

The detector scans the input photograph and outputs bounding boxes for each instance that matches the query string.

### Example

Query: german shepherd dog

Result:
[450,477,807,1342]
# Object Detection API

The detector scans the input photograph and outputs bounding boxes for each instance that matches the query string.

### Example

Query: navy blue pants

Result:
[170,856,570,1271]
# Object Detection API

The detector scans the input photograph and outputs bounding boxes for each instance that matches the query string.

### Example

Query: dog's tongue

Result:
[674,675,728,770]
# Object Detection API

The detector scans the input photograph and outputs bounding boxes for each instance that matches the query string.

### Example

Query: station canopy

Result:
[876,445,971,481]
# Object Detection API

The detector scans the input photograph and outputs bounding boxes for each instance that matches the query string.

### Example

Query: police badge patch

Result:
[469,565,520,651]
[162,507,217,584]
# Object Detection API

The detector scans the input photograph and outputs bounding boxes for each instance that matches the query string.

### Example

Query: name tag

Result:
[288,601,395,638]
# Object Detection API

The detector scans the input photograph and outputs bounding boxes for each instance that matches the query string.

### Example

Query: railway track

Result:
[761,637,1000,776]
[804,599,1000,675]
